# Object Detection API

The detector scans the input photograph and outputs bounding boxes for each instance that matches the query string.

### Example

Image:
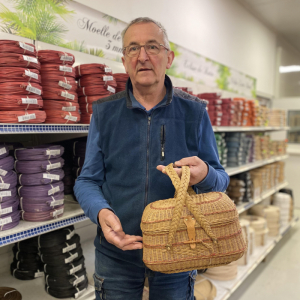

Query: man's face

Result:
[122,22,174,88]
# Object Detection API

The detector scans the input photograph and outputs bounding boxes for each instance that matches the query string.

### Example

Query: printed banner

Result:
[0,0,256,97]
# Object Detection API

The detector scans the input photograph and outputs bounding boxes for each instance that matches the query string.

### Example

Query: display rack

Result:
[213,126,289,132]
[200,217,299,300]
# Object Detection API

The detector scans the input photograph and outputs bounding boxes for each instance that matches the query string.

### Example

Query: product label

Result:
[21,98,38,104]
[66,230,75,240]
[107,85,115,93]
[105,67,112,73]
[65,252,78,264]
[18,113,36,122]
[73,275,85,286]
[43,173,60,180]
[48,186,60,196]
[46,162,61,170]
[52,208,64,217]
[60,55,73,62]
[61,91,75,100]
[0,191,11,197]
[0,183,10,189]
[0,216,12,226]
[69,264,82,275]
[59,66,72,73]
[64,115,77,122]
[0,148,6,156]
[62,243,77,253]
[0,169,7,176]
[25,70,38,80]
[50,199,64,207]
[46,149,61,156]
[34,271,44,278]
[22,55,38,64]
[0,206,12,215]
[58,81,72,90]
[19,42,34,52]
[62,106,76,112]
[25,85,41,95]
[103,75,113,81]
[74,288,87,299]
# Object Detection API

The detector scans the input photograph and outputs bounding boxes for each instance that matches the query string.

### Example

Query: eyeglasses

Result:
[123,42,169,57]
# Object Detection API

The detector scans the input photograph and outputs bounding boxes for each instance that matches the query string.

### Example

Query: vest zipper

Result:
[160,125,165,161]
[145,115,151,207]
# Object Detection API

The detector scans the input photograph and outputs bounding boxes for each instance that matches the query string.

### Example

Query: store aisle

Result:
[230,208,300,300]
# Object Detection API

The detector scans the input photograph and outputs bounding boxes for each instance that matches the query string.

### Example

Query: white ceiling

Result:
[237,0,300,52]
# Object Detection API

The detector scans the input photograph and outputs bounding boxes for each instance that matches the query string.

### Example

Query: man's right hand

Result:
[98,209,143,251]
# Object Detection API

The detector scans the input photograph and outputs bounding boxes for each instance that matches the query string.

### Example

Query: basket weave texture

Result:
[141,164,247,274]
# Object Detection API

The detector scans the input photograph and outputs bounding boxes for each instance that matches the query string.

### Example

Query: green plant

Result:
[216,65,231,90]
[102,14,119,25]
[84,47,105,57]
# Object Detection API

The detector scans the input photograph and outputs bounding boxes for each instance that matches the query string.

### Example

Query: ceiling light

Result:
[279,66,300,73]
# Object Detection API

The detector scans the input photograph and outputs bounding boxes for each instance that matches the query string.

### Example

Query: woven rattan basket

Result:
[141,164,247,274]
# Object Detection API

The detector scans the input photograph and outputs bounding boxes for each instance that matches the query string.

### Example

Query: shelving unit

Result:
[213,126,289,132]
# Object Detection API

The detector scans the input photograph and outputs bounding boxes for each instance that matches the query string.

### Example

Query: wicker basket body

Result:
[141,164,247,274]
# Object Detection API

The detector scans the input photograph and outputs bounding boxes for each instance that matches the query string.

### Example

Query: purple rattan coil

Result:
[20,197,64,212]
[14,145,64,161]
[20,192,64,205]
[0,188,17,203]
[0,145,9,159]
[72,156,85,167]
[73,141,86,157]
[0,156,14,172]
[72,167,81,178]
[3,142,23,156]
[18,169,65,186]
[21,205,64,222]
[14,157,64,174]
[0,210,20,231]
[0,170,17,190]
[18,181,64,197]
[0,199,19,217]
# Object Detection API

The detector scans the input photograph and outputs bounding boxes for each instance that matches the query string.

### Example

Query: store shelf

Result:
[0,123,89,134]
[287,126,300,132]
[213,126,289,132]
[236,181,288,214]
[0,196,87,247]
[202,217,299,300]
[225,155,288,176]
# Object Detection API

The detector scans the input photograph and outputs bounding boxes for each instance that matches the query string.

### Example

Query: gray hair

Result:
[121,17,170,49]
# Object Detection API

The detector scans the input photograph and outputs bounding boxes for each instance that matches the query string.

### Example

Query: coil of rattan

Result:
[141,163,247,274]
[0,40,36,56]
[38,50,75,65]
[194,275,217,300]
[0,287,22,300]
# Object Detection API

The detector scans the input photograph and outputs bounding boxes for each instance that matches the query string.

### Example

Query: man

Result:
[74,17,229,300]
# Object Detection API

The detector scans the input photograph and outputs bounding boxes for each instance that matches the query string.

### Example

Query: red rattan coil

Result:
[0,40,37,56]
[0,110,46,123]
[0,67,41,84]
[43,100,79,111]
[77,74,117,88]
[114,73,129,92]
[38,50,75,65]
[78,96,103,104]
[0,82,42,95]
[41,74,76,91]
[40,64,75,78]
[80,112,92,124]
[0,53,41,70]
[0,95,43,110]
[44,110,80,124]
[77,86,112,97]
[79,103,93,114]
[75,63,112,78]
[42,87,78,102]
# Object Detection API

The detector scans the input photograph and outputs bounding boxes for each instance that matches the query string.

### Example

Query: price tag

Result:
[19,42,34,52]
[75,288,87,299]
[73,275,85,286]
[46,162,61,170]
[62,106,76,112]
[58,81,72,90]
[105,67,112,73]
[21,98,38,104]
[61,91,75,100]
[52,208,64,217]
[64,115,77,122]
[0,206,12,215]
[24,70,38,80]
[0,147,7,156]
[48,186,60,195]
[69,264,82,275]
[43,173,60,180]
[63,243,77,253]
[23,55,38,64]
[0,183,10,189]
[107,86,115,93]
[0,216,12,226]
[34,271,44,278]
[59,66,72,73]
[66,230,75,240]
[0,191,11,197]
[18,113,36,122]
[46,149,61,156]
[65,252,78,264]
[60,55,73,62]
[26,85,41,95]
[0,169,7,176]
[50,199,64,207]
[103,75,113,81]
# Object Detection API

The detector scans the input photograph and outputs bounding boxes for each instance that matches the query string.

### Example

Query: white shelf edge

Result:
[236,181,288,214]
[226,155,289,176]
[213,126,289,132]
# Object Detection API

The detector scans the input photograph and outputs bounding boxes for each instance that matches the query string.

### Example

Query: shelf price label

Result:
[107,85,115,93]
[46,149,61,156]
[103,75,113,81]
[60,55,74,62]
[0,169,7,176]
[43,173,60,180]
[25,70,38,80]
[50,199,64,207]
[61,91,75,100]
[63,243,77,253]
[58,81,72,90]
[21,98,38,104]
[59,66,73,73]
[69,264,82,275]
[64,115,77,122]
[46,162,61,170]
[18,113,36,122]
[65,252,78,264]
[0,183,10,189]
[62,106,76,112]
[48,186,60,195]
[23,55,38,64]
[0,216,12,226]
[19,42,34,52]
[26,85,41,95]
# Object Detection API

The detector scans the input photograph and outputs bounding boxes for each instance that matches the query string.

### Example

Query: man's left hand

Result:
[156,156,208,186]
